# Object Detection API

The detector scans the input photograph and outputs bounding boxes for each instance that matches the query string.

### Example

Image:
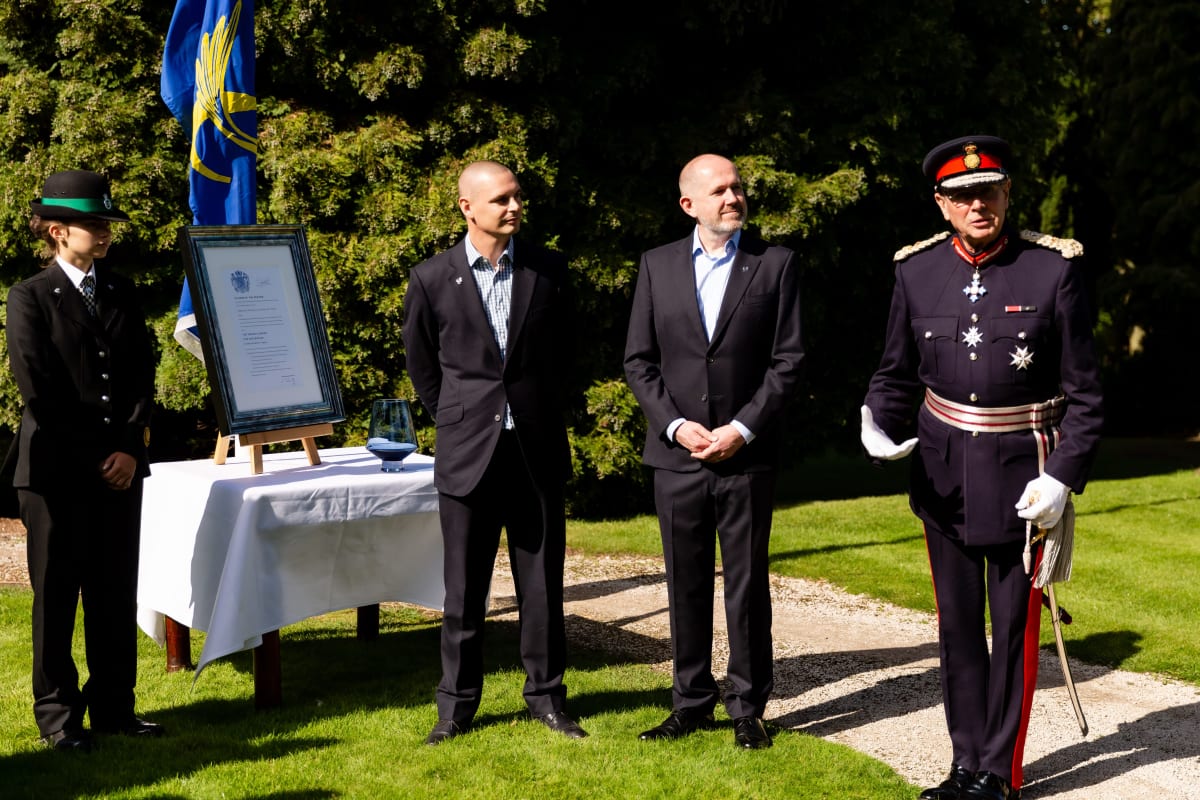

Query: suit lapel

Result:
[449,241,504,366]
[95,269,123,334]
[708,242,760,348]
[48,267,102,335]
[667,238,709,342]
[506,244,536,368]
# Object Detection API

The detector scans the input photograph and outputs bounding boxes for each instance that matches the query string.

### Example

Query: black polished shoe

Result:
[535,711,588,739]
[960,771,1019,800]
[92,717,165,737]
[424,719,467,745]
[41,728,94,752]
[638,708,716,741]
[732,716,772,749]
[919,764,974,800]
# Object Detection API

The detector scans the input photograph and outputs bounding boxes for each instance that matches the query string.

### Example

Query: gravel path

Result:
[3,525,1197,798]
[493,551,1200,800]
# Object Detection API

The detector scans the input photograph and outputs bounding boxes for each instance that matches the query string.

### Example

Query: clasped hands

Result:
[675,421,745,462]
[99,451,136,491]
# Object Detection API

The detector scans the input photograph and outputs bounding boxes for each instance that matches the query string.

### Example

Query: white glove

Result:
[1016,473,1071,528]
[860,405,918,460]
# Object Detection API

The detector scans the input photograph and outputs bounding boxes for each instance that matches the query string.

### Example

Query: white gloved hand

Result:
[860,405,918,460]
[1016,473,1071,528]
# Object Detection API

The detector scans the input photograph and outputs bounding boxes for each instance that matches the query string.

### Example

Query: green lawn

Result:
[571,437,1200,683]
[0,437,1195,798]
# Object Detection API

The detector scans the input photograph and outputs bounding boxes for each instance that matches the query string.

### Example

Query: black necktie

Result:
[80,273,97,317]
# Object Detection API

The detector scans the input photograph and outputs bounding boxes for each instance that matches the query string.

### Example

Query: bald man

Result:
[624,154,805,749]
[403,161,584,744]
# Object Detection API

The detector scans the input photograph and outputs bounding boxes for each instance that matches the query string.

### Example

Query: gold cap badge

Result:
[962,143,981,170]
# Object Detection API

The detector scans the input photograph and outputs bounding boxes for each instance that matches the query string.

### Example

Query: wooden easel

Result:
[213,423,334,475]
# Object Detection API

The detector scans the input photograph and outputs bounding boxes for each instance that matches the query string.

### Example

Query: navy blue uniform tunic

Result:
[863,226,1102,789]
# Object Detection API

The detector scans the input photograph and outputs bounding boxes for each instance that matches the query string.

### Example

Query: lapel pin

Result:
[455,276,463,285]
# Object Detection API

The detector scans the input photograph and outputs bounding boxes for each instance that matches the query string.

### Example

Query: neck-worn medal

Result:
[953,234,1009,303]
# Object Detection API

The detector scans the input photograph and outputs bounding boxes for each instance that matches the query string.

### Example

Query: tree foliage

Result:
[0,0,1190,517]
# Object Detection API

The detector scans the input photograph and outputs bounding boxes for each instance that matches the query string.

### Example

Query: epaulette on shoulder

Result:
[893,231,951,262]
[1020,229,1084,258]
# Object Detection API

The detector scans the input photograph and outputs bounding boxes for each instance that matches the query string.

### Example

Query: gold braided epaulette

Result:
[1020,229,1084,258]
[893,231,951,261]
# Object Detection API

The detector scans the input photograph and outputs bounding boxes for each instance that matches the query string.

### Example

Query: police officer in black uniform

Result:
[6,170,163,751]
[860,137,1103,800]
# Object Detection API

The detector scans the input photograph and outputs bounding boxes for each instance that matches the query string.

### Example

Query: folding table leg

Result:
[357,604,380,640]
[165,616,193,672]
[254,630,282,709]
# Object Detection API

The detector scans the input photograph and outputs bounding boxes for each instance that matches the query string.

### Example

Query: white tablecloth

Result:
[136,447,443,676]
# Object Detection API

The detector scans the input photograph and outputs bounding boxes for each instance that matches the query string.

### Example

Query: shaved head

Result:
[459,160,515,201]
[679,154,737,197]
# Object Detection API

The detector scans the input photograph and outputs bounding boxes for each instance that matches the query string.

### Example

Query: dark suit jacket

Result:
[5,264,155,491]
[624,233,805,473]
[402,238,571,498]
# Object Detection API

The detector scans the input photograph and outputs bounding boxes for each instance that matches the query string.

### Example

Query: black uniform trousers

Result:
[434,430,567,725]
[925,522,1043,788]
[21,480,142,737]
[653,466,775,720]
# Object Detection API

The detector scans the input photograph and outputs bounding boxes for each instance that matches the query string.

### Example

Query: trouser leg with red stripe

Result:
[925,524,1043,790]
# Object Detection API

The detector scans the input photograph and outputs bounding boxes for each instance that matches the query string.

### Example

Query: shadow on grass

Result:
[1066,629,1142,672]
[0,724,340,800]
[769,532,924,566]
[774,437,1200,505]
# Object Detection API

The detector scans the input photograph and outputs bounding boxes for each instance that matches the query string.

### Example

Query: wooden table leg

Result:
[357,604,380,641]
[165,616,193,672]
[253,630,282,710]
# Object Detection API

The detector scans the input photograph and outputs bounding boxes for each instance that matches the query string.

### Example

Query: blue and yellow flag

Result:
[161,0,257,358]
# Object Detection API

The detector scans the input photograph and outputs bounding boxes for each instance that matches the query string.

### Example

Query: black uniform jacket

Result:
[624,233,805,474]
[6,264,155,490]
[865,228,1103,545]
[402,238,571,498]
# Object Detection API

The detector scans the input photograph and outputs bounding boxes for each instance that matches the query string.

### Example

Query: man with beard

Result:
[624,154,805,749]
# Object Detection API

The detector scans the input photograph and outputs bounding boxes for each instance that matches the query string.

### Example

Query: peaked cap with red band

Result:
[922,135,1012,191]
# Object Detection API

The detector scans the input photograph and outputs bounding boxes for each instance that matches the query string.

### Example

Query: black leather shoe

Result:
[919,764,975,800]
[424,719,466,745]
[638,708,716,741]
[41,729,94,752]
[92,717,165,737]
[535,711,588,739]
[960,771,1019,800]
[732,716,772,749]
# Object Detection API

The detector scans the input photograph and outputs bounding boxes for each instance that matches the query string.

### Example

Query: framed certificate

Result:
[178,224,345,436]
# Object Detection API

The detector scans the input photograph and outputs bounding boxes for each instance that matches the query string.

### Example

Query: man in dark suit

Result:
[861,136,1103,800]
[402,160,585,744]
[624,154,804,749]
[6,170,161,751]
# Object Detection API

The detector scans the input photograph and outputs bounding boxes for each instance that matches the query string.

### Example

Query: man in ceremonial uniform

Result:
[861,136,1102,800]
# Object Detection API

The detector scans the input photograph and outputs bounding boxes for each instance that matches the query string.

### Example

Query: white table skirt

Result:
[136,447,443,676]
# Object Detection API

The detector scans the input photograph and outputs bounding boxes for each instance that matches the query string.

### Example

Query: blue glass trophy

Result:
[366,399,418,472]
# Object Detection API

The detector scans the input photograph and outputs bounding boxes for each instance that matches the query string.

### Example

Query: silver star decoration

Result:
[962,326,983,348]
[1009,345,1034,370]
